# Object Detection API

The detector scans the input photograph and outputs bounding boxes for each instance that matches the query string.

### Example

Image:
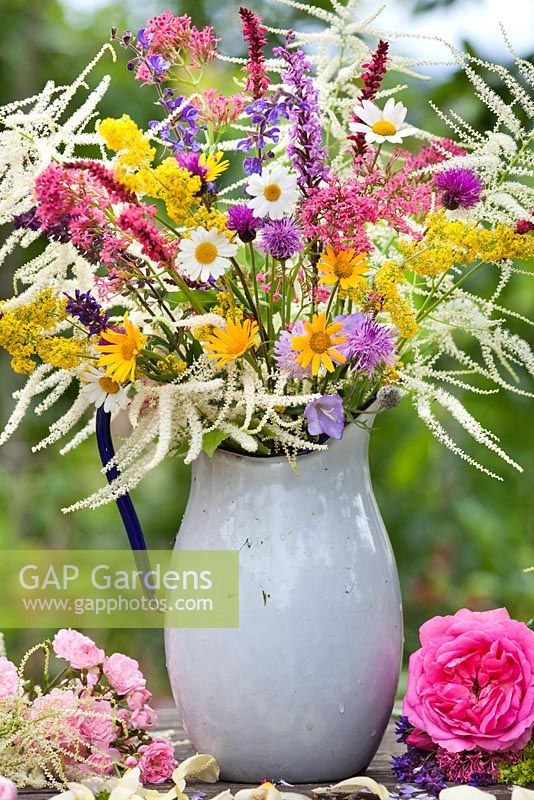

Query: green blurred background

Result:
[0,0,532,699]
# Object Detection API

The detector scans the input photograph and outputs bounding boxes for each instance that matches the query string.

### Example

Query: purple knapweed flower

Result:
[435,168,483,210]
[258,218,303,260]
[226,204,262,243]
[336,313,396,377]
[274,321,310,379]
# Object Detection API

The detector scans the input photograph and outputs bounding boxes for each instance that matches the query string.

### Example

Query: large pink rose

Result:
[78,698,116,749]
[138,738,176,784]
[52,629,105,670]
[103,653,145,695]
[0,657,21,698]
[403,607,534,753]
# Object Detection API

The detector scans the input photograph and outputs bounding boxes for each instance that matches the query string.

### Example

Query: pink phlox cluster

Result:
[136,11,218,82]
[435,747,519,784]
[300,140,465,251]
[191,88,247,126]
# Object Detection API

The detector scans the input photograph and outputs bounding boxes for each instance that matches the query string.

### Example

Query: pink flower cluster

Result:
[191,89,247,127]
[0,657,22,699]
[136,10,218,82]
[403,608,534,753]
[0,629,178,783]
[300,140,464,251]
[239,7,269,99]
[32,161,177,277]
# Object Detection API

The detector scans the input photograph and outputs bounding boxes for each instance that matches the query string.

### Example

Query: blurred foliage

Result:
[0,0,532,699]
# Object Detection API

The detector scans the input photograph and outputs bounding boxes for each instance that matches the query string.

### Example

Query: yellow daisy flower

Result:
[199,152,230,182]
[291,311,346,376]
[204,318,259,368]
[318,248,369,290]
[96,313,147,383]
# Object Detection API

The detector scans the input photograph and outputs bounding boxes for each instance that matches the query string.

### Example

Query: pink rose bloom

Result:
[403,607,534,753]
[127,687,152,710]
[52,630,105,670]
[406,729,436,751]
[79,699,116,749]
[131,704,157,731]
[0,658,21,699]
[138,738,177,784]
[103,653,145,695]
[0,777,17,800]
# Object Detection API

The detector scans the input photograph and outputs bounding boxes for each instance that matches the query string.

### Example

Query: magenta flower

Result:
[239,7,269,99]
[304,395,344,440]
[227,204,262,243]
[336,313,396,377]
[403,607,534,753]
[258,218,303,260]
[436,167,483,210]
[274,321,311,379]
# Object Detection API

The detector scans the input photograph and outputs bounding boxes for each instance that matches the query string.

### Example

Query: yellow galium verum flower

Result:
[0,290,87,374]
[374,261,418,339]
[318,247,369,290]
[183,205,229,235]
[204,318,259,368]
[96,313,147,383]
[138,159,201,225]
[291,311,347,376]
[98,114,156,189]
[399,211,534,277]
[98,115,201,225]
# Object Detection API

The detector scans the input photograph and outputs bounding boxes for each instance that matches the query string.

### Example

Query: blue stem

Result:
[95,407,148,552]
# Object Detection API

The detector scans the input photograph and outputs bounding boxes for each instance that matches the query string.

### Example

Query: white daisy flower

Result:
[245,165,298,219]
[81,368,130,414]
[349,98,417,144]
[177,227,238,282]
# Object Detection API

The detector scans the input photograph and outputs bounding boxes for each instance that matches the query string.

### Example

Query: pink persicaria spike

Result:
[239,7,270,99]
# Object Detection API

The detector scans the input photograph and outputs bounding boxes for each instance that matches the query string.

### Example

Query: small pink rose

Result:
[0,777,17,800]
[403,607,534,753]
[131,704,157,731]
[127,687,152,710]
[52,629,105,670]
[0,658,21,699]
[124,756,138,769]
[103,653,145,695]
[406,729,436,751]
[138,738,176,784]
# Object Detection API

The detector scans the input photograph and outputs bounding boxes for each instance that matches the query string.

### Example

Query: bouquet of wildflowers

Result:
[0,2,532,510]
[0,629,176,788]
[393,608,534,795]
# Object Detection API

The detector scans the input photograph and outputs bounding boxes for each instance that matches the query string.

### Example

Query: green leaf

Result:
[202,428,229,457]
[167,289,217,308]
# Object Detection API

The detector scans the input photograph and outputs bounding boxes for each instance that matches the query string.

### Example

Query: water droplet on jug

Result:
[280,532,286,541]
[338,703,345,714]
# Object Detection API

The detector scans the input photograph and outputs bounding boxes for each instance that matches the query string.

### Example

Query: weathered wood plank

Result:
[18,707,515,799]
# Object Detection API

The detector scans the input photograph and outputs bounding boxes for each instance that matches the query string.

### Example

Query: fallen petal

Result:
[439,788,496,800]
[173,755,220,784]
[312,777,389,800]
[512,789,534,800]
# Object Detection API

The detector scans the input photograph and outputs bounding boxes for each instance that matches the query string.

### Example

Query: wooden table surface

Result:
[21,707,515,799]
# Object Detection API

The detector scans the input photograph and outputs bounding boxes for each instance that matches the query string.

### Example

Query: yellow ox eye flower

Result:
[291,311,346,376]
[318,247,369,290]
[204,318,260,368]
[96,313,147,383]
[199,151,230,182]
